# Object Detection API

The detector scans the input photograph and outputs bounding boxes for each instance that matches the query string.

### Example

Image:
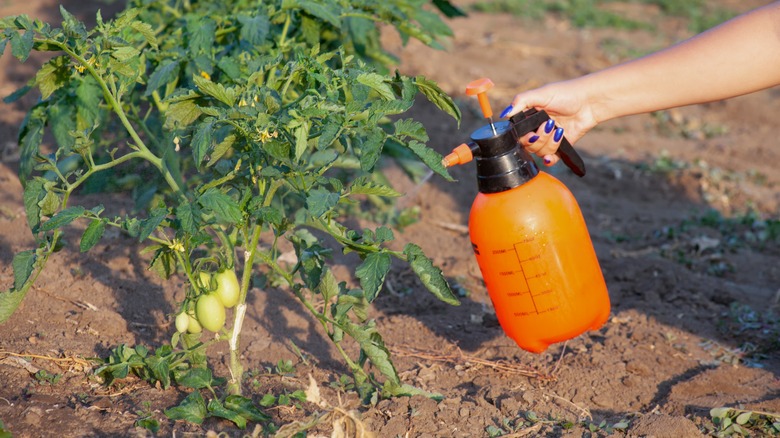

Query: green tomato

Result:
[187,311,203,334]
[199,271,213,291]
[196,294,226,332]
[175,311,190,333]
[214,269,240,308]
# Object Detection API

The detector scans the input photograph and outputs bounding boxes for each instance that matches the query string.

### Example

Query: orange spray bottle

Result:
[444,78,610,353]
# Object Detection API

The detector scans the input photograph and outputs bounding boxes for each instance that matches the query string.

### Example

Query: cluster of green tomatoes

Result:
[174,270,241,334]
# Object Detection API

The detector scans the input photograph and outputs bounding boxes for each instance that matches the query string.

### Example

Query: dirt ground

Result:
[1,1,779,437]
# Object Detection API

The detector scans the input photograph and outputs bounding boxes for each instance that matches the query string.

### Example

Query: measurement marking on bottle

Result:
[512,241,551,315]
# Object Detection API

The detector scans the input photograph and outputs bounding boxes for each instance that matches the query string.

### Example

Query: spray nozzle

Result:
[466,78,497,135]
[442,142,479,168]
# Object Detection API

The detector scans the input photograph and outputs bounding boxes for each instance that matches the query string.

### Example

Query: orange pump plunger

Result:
[465,78,498,135]
[444,78,610,353]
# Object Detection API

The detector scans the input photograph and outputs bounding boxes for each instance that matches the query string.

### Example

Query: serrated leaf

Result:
[357,73,395,101]
[294,121,309,162]
[145,60,180,96]
[393,119,428,142]
[282,0,341,28]
[80,219,106,252]
[355,252,391,302]
[383,382,443,401]
[10,29,33,62]
[34,56,70,100]
[208,134,236,166]
[199,188,243,225]
[191,120,214,167]
[415,75,461,123]
[22,178,44,231]
[317,268,339,302]
[359,127,385,172]
[138,207,168,242]
[18,104,46,183]
[164,90,202,129]
[406,140,452,181]
[343,321,399,385]
[41,206,85,232]
[112,46,140,62]
[193,74,238,106]
[12,250,36,291]
[238,15,270,45]
[404,243,459,306]
[165,391,207,424]
[349,176,401,197]
[130,21,158,48]
[224,395,271,422]
[305,187,339,218]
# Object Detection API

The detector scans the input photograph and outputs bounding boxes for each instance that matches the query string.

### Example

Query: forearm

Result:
[582,1,780,123]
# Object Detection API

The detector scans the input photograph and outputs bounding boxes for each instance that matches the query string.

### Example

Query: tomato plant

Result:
[0,0,463,427]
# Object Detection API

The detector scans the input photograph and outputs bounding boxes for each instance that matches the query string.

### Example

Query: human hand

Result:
[499,80,597,167]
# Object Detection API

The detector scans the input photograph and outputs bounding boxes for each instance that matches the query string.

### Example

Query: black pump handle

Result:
[509,109,586,177]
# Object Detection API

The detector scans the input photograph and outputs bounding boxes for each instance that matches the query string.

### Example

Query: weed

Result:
[134,401,160,434]
[33,369,61,385]
[708,407,780,436]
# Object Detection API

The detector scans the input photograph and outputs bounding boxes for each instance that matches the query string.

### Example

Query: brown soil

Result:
[1,1,779,437]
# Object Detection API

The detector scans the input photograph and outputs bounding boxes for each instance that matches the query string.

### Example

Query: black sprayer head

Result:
[470,120,539,194]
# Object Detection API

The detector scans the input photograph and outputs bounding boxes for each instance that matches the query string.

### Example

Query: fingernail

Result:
[553,127,564,142]
[544,119,555,133]
[528,135,539,143]
[544,157,552,164]
[499,105,513,119]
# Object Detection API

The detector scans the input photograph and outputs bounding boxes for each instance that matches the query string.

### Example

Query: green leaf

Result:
[348,176,401,197]
[317,268,340,302]
[145,60,180,96]
[224,395,271,422]
[12,250,36,291]
[393,119,428,142]
[176,367,213,389]
[342,321,399,385]
[34,56,70,100]
[75,75,102,131]
[138,207,168,242]
[164,90,203,129]
[415,76,461,123]
[406,140,452,181]
[282,0,341,28]
[191,119,215,167]
[40,206,85,232]
[432,0,468,17]
[165,391,207,425]
[130,21,158,48]
[80,219,106,252]
[10,29,33,62]
[112,46,140,62]
[18,104,46,183]
[383,382,443,401]
[208,134,236,166]
[199,188,243,225]
[403,243,459,306]
[357,73,395,101]
[144,354,171,389]
[355,252,391,302]
[22,178,44,231]
[238,15,270,45]
[359,127,385,172]
[735,411,752,425]
[193,74,238,107]
[293,121,310,162]
[176,201,198,234]
[208,399,247,429]
[305,187,339,218]
[186,16,216,56]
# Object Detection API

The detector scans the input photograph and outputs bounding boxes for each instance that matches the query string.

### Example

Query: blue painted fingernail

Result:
[528,135,539,143]
[499,105,513,119]
[544,157,552,164]
[553,127,564,142]
[544,119,555,133]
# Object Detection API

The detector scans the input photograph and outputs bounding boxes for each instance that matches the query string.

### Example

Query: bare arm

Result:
[503,1,780,163]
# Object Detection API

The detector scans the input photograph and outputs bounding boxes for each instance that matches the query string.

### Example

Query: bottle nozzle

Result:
[442,143,476,168]
[466,78,497,134]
